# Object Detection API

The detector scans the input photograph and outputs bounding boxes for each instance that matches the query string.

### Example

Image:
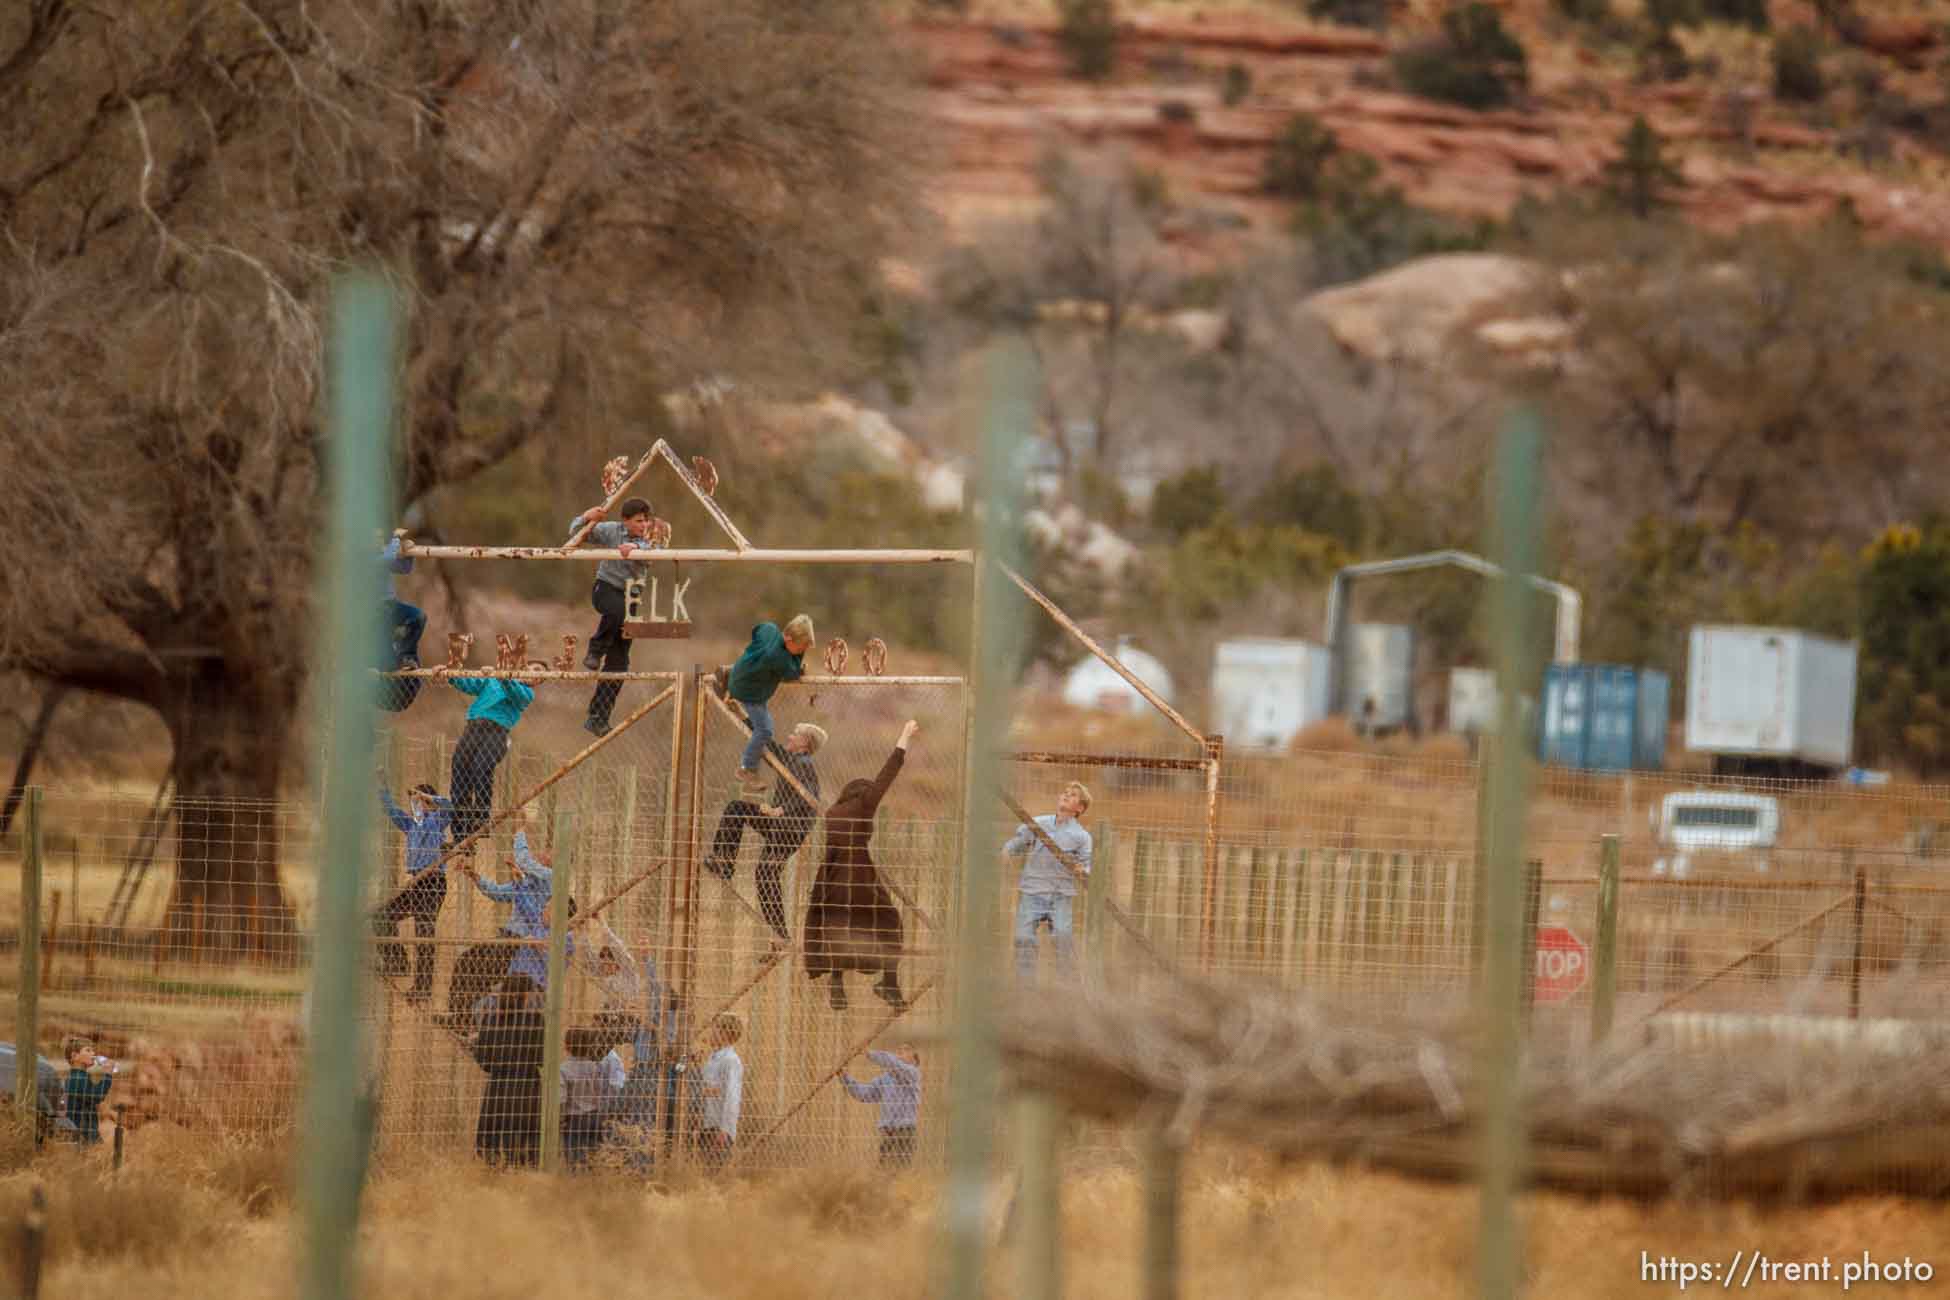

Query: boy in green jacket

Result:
[718,614,814,798]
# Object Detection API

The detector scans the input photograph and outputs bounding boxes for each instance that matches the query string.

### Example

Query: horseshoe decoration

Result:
[645,517,673,549]
[863,637,888,677]
[824,637,849,676]
[691,456,720,497]
[600,455,632,498]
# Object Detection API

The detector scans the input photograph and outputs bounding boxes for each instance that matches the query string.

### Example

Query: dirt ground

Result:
[3,1129,1947,1299]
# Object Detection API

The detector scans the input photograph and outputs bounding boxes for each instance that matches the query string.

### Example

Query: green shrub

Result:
[1308,0,1390,30]
[1149,465,1228,539]
[1057,0,1118,80]
[1260,113,1341,199]
[1299,152,1497,285]
[1393,3,1529,109]
[1552,0,1610,23]
[1221,61,1252,106]
[1600,115,1684,218]
[1701,0,1768,29]
[1640,0,1701,35]
[1772,25,1826,102]
[1249,464,1366,549]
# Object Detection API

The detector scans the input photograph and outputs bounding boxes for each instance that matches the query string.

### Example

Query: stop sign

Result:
[1533,925,1590,1002]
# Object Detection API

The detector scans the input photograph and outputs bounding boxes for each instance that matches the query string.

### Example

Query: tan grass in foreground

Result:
[1,1131,1947,1299]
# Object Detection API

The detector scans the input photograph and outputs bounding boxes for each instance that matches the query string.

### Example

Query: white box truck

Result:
[1685,626,1858,777]
[1210,638,1332,751]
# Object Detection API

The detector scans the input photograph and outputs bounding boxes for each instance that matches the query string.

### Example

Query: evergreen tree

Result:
[1601,116,1685,218]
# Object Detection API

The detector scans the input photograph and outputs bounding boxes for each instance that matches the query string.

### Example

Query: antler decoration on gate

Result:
[553,635,578,674]
[862,638,888,677]
[691,456,719,498]
[493,634,517,670]
[824,638,849,675]
[601,455,632,498]
[444,632,474,673]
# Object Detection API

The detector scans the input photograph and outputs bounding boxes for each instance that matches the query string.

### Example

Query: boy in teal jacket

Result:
[63,1036,115,1145]
[719,615,814,797]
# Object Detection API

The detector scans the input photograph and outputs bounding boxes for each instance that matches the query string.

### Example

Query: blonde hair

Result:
[793,722,828,753]
[1065,780,1093,811]
[712,1012,744,1043]
[782,613,815,645]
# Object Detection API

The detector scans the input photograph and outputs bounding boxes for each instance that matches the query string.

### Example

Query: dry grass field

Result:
[2,1123,1946,1299]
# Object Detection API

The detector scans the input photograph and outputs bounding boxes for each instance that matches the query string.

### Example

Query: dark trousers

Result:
[879,1127,917,1167]
[384,599,427,661]
[448,932,518,1032]
[374,869,448,995]
[563,1112,607,1167]
[588,580,632,728]
[708,803,810,941]
[451,718,509,841]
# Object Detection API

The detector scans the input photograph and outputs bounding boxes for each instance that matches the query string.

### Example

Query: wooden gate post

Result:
[1848,852,1866,1021]
[1591,835,1620,1043]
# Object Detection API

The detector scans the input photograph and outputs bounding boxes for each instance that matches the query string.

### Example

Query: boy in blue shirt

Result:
[372,782,454,1001]
[443,812,555,1033]
[62,1036,115,1145]
[565,496,661,738]
[1002,781,1095,982]
[715,614,814,799]
[378,532,425,713]
[381,532,425,667]
[447,663,543,851]
[840,1041,922,1167]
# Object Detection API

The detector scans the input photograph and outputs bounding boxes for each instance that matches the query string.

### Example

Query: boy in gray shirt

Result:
[1001,780,1093,981]
[566,495,660,737]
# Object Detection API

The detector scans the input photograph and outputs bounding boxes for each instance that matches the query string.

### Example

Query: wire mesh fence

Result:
[12,705,1950,1187]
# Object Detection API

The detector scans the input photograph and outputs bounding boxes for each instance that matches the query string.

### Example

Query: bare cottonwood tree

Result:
[0,0,919,944]
[1531,215,1950,552]
[936,149,1173,477]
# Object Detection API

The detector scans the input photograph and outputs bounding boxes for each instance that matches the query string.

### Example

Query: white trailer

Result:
[1685,626,1858,774]
[1210,638,1332,751]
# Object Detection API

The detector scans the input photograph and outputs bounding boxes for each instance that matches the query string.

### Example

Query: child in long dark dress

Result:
[470,973,546,1166]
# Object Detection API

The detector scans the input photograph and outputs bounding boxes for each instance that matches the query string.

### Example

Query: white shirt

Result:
[699,1046,744,1139]
[560,1050,627,1116]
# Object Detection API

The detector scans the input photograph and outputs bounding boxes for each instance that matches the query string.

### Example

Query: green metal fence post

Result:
[1087,822,1114,980]
[299,270,396,1300]
[539,806,577,1173]
[1592,834,1620,1043]
[1139,1127,1182,1300]
[943,337,1030,1300]
[1477,406,1546,1300]
[1016,1091,1063,1300]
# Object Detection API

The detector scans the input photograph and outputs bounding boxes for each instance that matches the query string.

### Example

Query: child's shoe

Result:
[736,767,768,797]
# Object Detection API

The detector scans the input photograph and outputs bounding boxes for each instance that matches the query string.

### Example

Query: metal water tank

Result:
[1539,663,1669,771]
[1060,636,1176,717]
[1210,638,1333,750]
[1343,623,1416,732]
[1448,667,1499,735]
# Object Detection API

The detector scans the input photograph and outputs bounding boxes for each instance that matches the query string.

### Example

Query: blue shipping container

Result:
[1538,664,1669,771]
